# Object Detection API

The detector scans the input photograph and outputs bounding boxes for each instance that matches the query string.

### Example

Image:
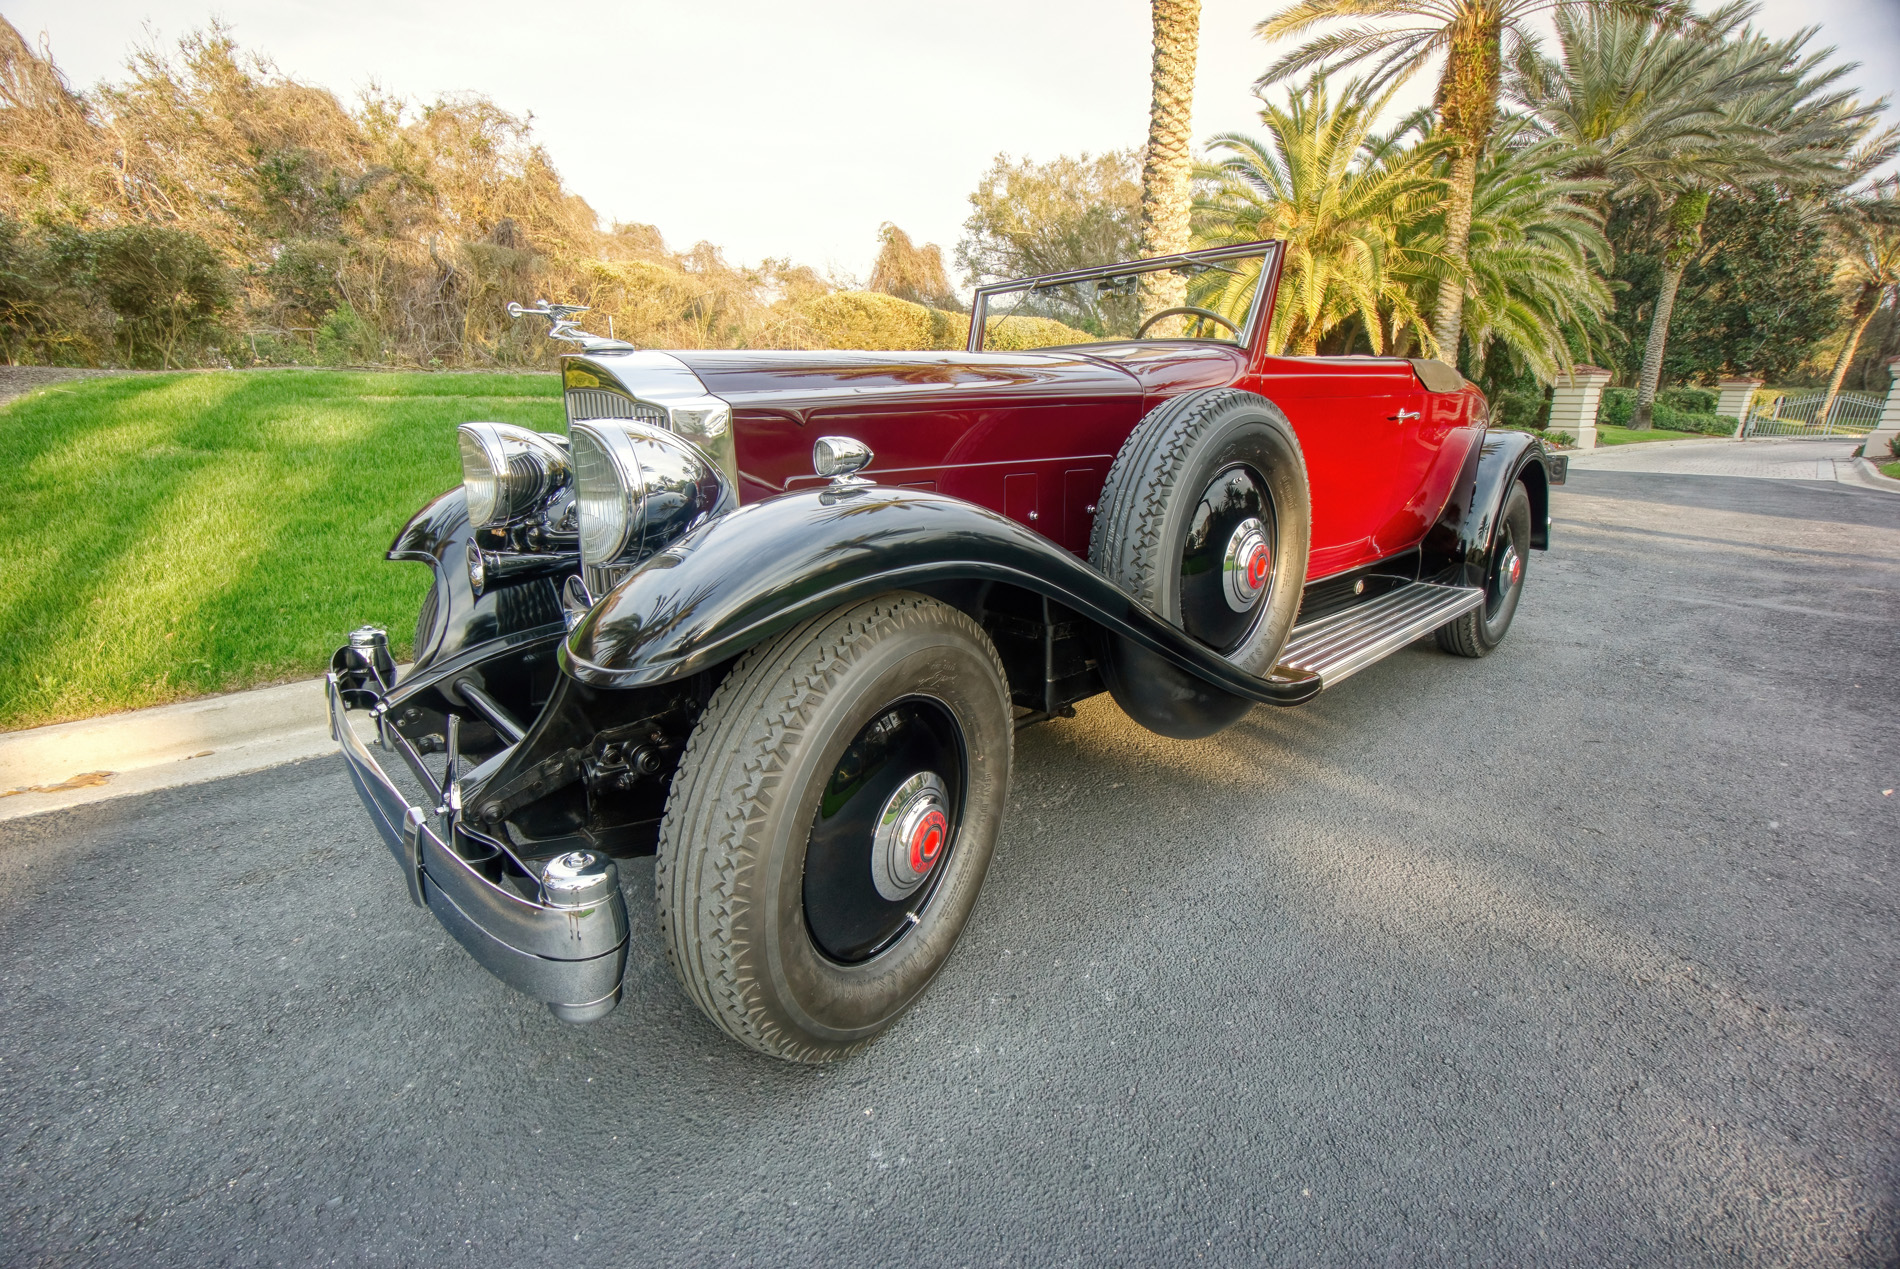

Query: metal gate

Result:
[1742,391,1884,437]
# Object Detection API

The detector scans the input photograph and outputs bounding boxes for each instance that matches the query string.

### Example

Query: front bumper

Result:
[325,672,628,1021]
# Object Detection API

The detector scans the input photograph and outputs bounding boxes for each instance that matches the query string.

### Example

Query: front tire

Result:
[656,593,1013,1062]
[1436,480,1532,657]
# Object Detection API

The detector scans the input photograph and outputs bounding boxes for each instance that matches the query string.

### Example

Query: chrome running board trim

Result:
[1275,582,1485,689]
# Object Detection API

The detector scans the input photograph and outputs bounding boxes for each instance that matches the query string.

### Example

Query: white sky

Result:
[9,0,1897,280]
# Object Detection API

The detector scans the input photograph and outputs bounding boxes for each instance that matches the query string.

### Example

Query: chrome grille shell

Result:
[565,388,665,427]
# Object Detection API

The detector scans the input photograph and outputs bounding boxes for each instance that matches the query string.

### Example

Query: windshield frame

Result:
[964,239,1282,355]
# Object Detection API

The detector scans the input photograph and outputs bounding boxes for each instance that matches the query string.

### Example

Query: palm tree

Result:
[1412,115,1616,381]
[1137,0,1202,330]
[1515,6,1889,425]
[1255,0,1695,360]
[1817,178,1900,426]
[1194,77,1445,355]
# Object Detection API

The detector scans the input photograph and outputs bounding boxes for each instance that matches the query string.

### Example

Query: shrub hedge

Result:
[1597,386,1735,435]
[790,291,1096,353]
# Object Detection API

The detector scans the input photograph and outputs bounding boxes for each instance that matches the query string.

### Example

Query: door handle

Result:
[1388,409,1421,421]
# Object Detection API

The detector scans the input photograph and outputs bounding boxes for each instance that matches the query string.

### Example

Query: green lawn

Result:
[1596,424,1723,446]
[0,370,562,730]
[1882,461,1900,481]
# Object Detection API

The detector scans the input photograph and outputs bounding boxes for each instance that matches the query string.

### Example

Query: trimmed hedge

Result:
[794,291,968,351]
[790,291,1096,353]
[1597,386,1735,435]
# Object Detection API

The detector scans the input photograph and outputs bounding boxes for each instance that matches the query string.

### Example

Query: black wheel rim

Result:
[1486,515,1525,622]
[802,697,965,965]
[1178,463,1275,652]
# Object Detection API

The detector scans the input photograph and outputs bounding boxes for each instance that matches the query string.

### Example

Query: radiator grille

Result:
[566,388,666,428]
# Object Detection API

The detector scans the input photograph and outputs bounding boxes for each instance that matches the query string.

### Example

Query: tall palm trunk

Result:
[1817,281,1884,428]
[1137,0,1201,331]
[1428,14,1502,360]
[1632,264,1683,428]
[1634,188,1710,429]
[1430,146,1480,358]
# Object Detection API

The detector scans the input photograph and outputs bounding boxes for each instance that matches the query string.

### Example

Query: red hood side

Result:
[668,349,1138,422]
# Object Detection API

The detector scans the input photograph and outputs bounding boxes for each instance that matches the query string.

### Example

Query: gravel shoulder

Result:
[2,467,1897,1267]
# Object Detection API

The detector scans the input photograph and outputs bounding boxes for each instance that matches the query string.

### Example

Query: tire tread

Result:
[655,595,1009,1063]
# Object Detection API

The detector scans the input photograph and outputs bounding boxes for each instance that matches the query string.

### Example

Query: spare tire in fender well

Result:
[1086,388,1311,739]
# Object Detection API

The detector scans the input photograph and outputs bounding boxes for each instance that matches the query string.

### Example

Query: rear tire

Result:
[656,593,1013,1063]
[1436,481,1532,658]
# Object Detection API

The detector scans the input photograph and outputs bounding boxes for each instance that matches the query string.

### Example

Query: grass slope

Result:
[0,370,561,730]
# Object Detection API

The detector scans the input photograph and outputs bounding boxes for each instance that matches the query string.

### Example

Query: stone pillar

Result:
[1547,365,1611,450]
[1717,377,1761,437]
[1863,357,1900,461]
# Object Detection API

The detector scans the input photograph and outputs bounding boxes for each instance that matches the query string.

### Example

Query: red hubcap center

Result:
[908,810,948,874]
[1245,544,1271,590]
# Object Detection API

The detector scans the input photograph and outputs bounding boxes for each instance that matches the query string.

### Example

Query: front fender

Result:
[562,487,1321,707]
[388,486,566,675]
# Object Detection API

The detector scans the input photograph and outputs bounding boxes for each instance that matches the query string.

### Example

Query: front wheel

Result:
[1436,480,1532,657]
[656,593,1013,1062]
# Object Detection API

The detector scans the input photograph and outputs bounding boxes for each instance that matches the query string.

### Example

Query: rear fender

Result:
[562,487,1321,709]
[1419,431,1551,587]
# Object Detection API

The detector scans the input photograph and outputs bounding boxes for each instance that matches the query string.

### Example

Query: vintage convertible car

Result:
[328,239,1563,1062]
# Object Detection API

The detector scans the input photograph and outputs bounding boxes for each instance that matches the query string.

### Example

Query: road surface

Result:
[4,463,1897,1266]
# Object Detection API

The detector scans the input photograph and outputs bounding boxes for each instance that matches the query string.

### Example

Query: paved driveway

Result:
[4,468,1898,1267]
[1569,434,1877,484]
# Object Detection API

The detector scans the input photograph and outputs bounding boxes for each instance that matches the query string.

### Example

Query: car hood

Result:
[664,348,1138,419]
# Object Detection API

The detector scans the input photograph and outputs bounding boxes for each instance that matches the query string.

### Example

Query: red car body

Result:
[680,340,1483,583]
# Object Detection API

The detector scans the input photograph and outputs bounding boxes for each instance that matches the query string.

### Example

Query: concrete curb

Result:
[1564,436,1743,464]
[1845,457,1900,493]
[0,677,339,823]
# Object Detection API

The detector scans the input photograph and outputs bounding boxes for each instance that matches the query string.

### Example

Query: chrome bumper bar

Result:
[325,672,628,1021]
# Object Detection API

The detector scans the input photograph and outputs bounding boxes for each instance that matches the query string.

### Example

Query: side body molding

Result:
[562,487,1322,707]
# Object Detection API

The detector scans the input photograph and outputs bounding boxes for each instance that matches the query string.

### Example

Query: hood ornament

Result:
[508,300,634,353]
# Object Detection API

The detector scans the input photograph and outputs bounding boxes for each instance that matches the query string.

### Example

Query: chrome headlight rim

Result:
[456,422,571,530]
[569,421,644,566]
[570,419,731,577]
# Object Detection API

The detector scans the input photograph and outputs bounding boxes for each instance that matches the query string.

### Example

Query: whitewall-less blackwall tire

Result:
[1436,481,1532,658]
[655,593,1013,1063]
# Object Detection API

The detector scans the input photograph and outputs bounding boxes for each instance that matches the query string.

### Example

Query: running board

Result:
[1275,583,1485,689]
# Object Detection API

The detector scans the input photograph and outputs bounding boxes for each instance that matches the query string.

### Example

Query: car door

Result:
[1248,356,1423,578]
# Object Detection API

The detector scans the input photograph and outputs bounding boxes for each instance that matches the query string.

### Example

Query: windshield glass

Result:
[970,242,1274,353]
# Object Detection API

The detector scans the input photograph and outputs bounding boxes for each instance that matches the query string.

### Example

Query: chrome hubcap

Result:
[1221,517,1272,613]
[1499,544,1521,592]
[870,771,950,902]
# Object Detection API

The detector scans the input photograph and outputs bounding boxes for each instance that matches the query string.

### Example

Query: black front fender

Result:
[562,487,1321,707]
[388,486,566,675]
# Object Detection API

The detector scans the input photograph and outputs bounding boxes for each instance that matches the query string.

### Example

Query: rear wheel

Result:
[1436,481,1532,658]
[656,593,1012,1062]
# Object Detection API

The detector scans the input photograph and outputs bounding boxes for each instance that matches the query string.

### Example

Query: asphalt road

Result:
[5,464,1898,1267]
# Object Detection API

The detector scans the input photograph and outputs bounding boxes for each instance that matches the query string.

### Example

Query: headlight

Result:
[570,421,731,579]
[457,423,570,528]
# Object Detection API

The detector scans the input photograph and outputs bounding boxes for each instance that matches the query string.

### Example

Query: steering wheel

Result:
[1136,306,1240,338]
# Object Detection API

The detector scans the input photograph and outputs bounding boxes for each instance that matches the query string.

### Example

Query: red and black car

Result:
[328,240,1562,1061]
